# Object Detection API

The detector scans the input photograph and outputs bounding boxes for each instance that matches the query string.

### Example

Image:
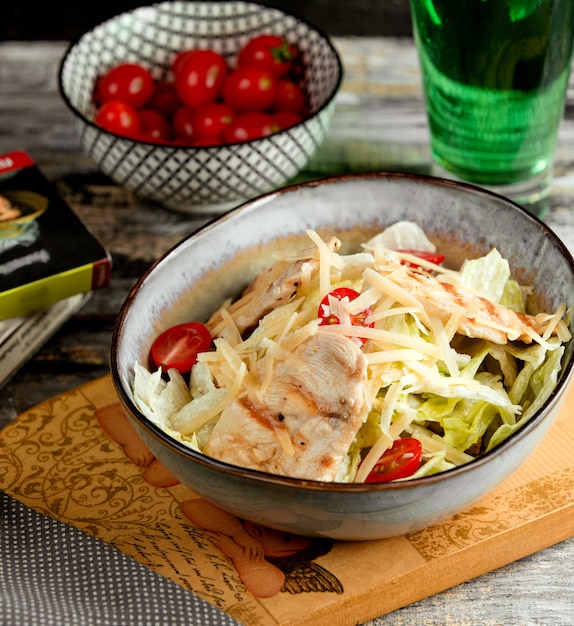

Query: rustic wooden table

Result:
[1,38,573,625]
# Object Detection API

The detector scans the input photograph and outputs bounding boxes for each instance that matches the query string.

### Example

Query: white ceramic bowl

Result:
[111,173,574,540]
[58,1,342,214]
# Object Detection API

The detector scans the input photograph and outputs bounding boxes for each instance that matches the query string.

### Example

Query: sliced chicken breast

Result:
[204,332,368,481]
[206,237,340,338]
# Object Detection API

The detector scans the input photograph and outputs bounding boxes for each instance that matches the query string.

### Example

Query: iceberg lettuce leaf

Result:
[459,248,510,303]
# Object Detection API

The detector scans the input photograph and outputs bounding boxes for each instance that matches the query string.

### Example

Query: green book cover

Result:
[0,151,112,320]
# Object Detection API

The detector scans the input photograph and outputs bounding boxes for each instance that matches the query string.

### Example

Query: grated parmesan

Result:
[133,224,571,484]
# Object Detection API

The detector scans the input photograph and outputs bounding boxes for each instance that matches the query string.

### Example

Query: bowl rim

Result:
[57,0,344,149]
[110,170,574,493]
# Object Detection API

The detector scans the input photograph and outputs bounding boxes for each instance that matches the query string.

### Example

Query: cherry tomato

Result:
[272,79,307,115]
[150,322,212,374]
[171,49,197,76]
[364,438,423,483]
[223,112,279,143]
[193,102,236,140]
[192,135,224,147]
[94,63,155,109]
[318,287,374,343]
[237,34,299,78]
[397,249,446,267]
[273,110,302,130]
[172,106,197,142]
[175,49,228,109]
[139,108,171,142]
[170,137,196,146]
[94,100,141,138]
[222,66,277,113]
[148,81,181,117]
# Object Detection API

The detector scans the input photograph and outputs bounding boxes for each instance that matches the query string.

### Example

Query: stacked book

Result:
[0,151,112,388]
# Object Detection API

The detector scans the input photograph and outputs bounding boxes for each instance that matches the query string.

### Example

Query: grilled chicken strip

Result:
[204,332,368,481]
[206,237,341,338]
[387,265,560,345]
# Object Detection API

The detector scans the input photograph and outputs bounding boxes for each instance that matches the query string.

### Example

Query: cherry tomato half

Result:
[222,65,277,113]
[396,249,446,266]
[364,438,423,483]
[175,49,228,109]
[237,34,299,78]
[94,100,141,138]
[95,63,155,109]
[318,287,374,343]
[150,322,212,374]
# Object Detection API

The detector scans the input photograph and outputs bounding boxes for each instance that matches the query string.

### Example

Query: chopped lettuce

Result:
[341,236,568,479]
[459,248,510,304]
[500,278,527,313]
[132,223,571,484]
[487,343,565,451]
[364,220,437,253]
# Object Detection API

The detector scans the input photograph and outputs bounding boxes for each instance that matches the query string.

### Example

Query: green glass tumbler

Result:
[410,0,574,216]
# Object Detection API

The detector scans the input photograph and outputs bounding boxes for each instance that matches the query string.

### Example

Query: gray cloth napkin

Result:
[0,490,242,626]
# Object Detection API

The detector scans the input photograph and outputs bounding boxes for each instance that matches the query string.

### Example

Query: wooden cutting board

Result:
[1,375,573,626]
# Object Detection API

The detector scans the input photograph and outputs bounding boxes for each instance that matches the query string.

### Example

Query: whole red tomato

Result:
[95,63,155,109]
[171,49,197,76]
[273,110,302,130]
[272,79,307,115]
[222,66,277,113]
[172,107,197,142]
[223,112,279,143]
[175,49,228,109]
[238,34,299,77]
[148,81,181,117]
[193,102,236,140]
[94,100,141,138]
[192,135,224,147]
[139,108,171,142]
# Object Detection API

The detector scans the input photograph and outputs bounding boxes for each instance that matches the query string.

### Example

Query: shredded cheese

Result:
[134,225,570,486]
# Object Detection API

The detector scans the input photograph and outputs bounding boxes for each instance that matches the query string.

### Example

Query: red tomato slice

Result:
[364,438,423,483]
[318,287,374,343]
[150,322,212,374]
[396,249,445,266]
